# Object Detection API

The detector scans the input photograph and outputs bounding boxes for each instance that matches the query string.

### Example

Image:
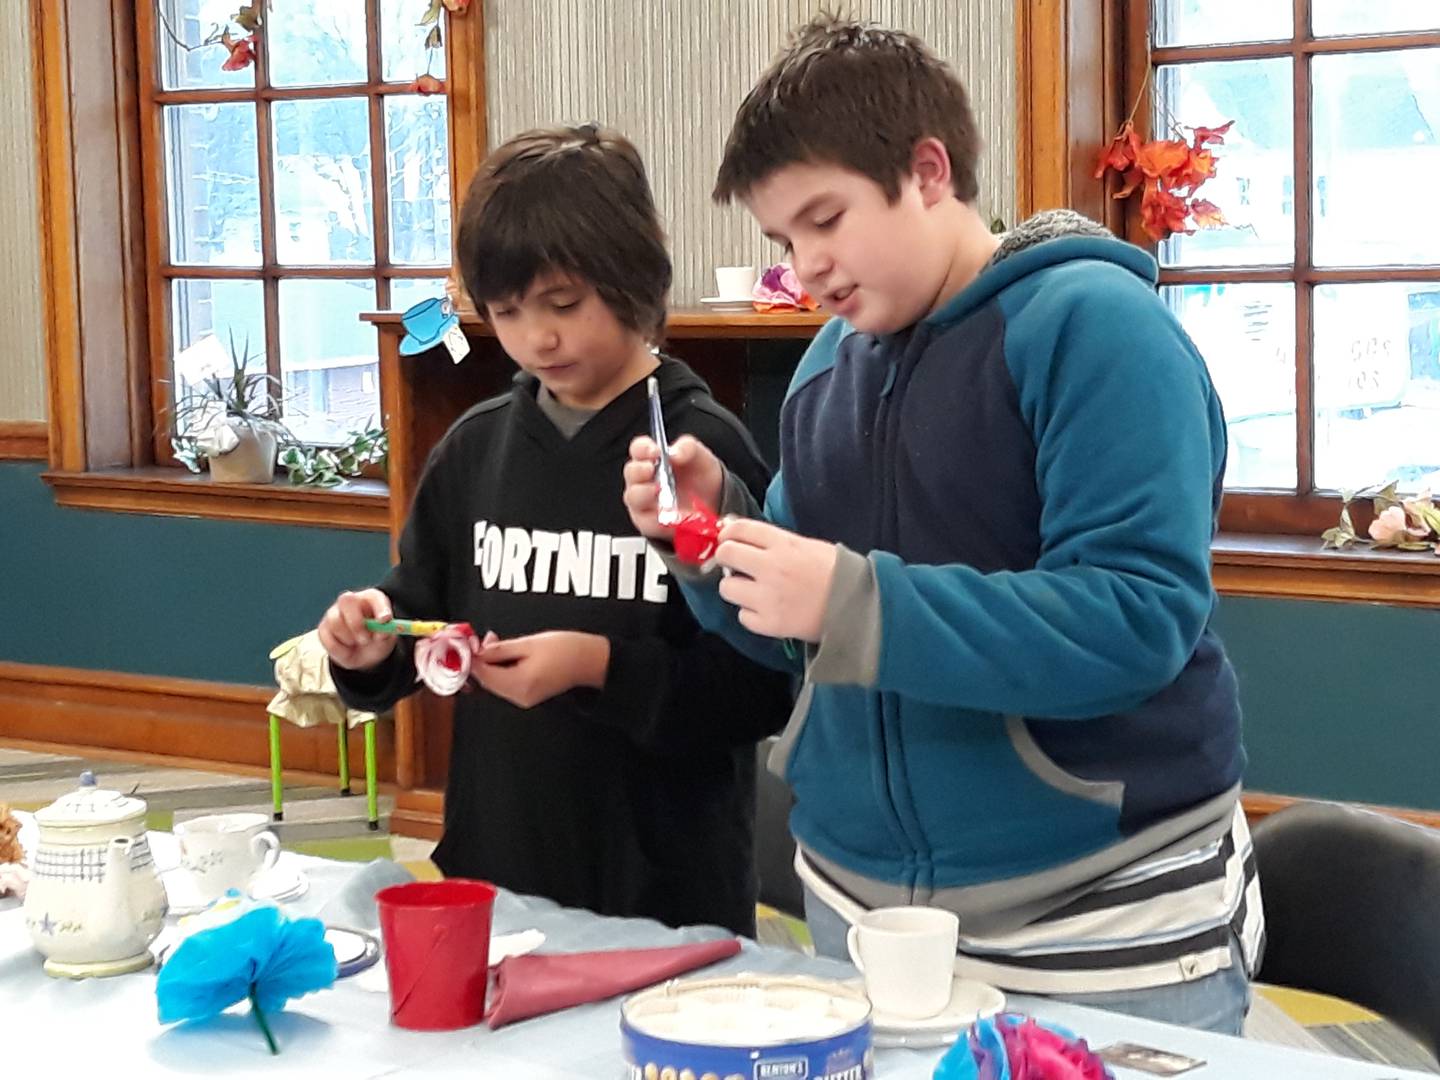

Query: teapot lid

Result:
[33,772,146,828]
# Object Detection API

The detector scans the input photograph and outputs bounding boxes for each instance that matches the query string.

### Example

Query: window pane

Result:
[272,98,375,265]
[382,0,446,82]
[386,96,452,265]
[1313,283,1440,494]
[157,0,255,90]
[1156,59,1295,268]
[1313,1,1440,37]
[1152,0,1293,48]
[278,279,380,444]
[170,279,267,434]
[164,104,261,267]
[1312,49,1440,267]
[267,0,369,88]
[1163,284,1297,490]
[389,277,448,313]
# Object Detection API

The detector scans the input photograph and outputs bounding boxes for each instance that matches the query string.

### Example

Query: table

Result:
[1,831,1429,1079]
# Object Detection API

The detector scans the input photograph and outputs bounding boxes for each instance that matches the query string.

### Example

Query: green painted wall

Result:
[5,452,1437,809]
[1212,597,1439,809]
[0,462,389,685]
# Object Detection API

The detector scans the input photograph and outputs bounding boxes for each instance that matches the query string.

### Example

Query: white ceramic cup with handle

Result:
[175,812,281,902]
[714,265,757,300]
[846,905,959,1020]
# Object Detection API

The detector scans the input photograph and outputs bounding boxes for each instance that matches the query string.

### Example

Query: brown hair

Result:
[456,124,671,340]
[713,14,981,205]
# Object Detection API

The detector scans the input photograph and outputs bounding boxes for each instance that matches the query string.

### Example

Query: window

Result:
[1142,2,1440,532]
[142,0,452,456]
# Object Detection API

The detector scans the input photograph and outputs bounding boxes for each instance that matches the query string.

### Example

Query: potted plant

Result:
[168,333,288,484]
[167,333,389,487]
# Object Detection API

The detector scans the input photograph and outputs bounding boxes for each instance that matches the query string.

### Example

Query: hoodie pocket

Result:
[1006,716,1124,808]
[767,679,816,782]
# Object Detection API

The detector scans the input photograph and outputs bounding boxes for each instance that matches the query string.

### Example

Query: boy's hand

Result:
[473,631,610,709]
[622,435,724,540]
[317,588,398,671]
[714,519,838,642]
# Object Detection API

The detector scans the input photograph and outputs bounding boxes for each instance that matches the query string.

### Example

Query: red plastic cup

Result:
[375,879,498,1030]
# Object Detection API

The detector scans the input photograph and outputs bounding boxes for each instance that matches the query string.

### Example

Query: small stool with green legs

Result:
[266,631,383,830]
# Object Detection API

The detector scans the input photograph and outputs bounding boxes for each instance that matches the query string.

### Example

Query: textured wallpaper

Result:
[0,0,46,421]
[485,1,1016,304]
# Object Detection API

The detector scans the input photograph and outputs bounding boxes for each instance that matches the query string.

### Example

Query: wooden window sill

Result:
[43,467,389,531]
[1212,531,1440,606]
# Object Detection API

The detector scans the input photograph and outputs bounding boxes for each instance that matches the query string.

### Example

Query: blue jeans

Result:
[803,887,1251,1037]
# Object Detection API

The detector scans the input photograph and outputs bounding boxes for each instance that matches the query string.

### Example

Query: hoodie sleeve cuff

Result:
[330,647,415,713]
[808,545,881,686]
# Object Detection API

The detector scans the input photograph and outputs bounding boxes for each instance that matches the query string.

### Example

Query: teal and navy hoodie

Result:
[675,213,1259,986]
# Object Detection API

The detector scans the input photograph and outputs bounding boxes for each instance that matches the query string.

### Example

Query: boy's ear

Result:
[911,137,954,209]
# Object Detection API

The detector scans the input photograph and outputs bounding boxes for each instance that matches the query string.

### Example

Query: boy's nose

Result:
[792,245,830,290]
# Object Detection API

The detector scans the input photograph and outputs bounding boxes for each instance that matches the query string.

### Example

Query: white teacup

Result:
[174,812,281,903]
[714,265,757,300]
[846,906,959,1020]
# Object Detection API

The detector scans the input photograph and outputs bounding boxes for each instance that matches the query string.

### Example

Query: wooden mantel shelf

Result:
[362,306,829,340]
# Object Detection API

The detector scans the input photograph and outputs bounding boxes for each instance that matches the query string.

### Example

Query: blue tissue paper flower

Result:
[157,904,337,1053]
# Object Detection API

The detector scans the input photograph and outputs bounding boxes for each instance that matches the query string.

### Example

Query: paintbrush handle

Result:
[364,618,448,636]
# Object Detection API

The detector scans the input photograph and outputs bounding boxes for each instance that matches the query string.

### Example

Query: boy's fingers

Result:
[337,596,374,641]
[717,571,764,612]
[622,459,660,485]
[628,435,659,461]
[669,435,704,464]
[717,517,780,548]
[476,639,525,664]
[323,607,358,649]
[714,539,767,578]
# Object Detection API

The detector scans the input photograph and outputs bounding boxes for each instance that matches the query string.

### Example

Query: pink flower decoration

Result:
[936,1014,1113,1080]
[1368,505,1428,546]
[414,623,481,696]
[752,263,819,311]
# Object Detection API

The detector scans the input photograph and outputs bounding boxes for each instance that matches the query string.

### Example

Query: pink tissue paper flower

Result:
[414,623,482,695]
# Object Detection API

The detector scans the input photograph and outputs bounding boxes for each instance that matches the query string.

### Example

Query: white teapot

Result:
[23,773,167,978]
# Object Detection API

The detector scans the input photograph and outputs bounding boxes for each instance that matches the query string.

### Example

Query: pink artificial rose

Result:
[414,623,481,695]
[1369,505,1427,545]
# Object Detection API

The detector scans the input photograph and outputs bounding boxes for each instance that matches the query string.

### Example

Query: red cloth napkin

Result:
[485,938,741,1028]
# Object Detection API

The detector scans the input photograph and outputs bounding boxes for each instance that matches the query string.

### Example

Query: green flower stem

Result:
[248,985,279,1055]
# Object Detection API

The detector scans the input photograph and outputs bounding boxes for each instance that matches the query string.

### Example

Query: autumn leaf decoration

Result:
[408,0,469,94]
[158,4,262,72]
[1095,75,1233,242]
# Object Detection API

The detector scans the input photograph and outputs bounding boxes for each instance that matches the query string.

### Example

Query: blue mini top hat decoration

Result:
[398,296,460,357]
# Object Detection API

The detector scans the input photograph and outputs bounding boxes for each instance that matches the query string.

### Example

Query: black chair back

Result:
[1253,800,1440,1057]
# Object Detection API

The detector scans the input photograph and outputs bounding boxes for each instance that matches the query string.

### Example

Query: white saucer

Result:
[163,865,308,916]
[699,296,754,310]
[869,977,1005,1049]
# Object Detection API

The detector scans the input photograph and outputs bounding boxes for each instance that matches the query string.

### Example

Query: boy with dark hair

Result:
[625,18,1262,1031]
[321,124,790,936]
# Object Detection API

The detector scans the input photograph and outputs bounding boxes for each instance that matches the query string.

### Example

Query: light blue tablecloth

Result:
[0,834,1428,1079]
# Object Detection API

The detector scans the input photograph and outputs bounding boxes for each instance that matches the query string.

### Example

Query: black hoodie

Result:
[332,357,791,935]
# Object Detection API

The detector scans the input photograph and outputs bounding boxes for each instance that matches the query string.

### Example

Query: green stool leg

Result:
[268,714,284,822]
[364,721,379,831]
[337,719,352,796]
